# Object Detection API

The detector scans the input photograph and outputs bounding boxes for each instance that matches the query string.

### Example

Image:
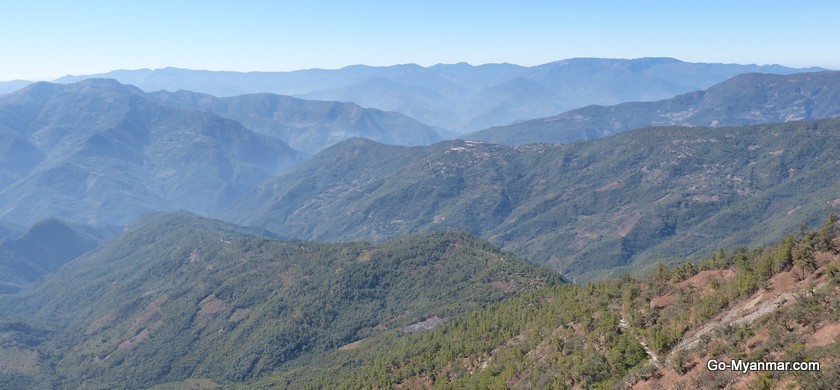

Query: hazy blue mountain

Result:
[298,76,463,135]
[148,89,445,154]
[0,222,19,241]
[0,218,114,294]
[467,71,840,144]
[229,118,840,280]
[0,79,303,227]
[55,58,823,132]
[0,211,559,387]
[0,80,31,94]
[0,123,44,188]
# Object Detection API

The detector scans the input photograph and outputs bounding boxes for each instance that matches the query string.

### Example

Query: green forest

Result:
[0,212,559,388]
[279,215,840,389]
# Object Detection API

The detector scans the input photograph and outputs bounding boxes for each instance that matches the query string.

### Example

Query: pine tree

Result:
[817,213,838,253]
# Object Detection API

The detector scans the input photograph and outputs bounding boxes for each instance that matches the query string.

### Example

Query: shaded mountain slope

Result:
[148,89,444,154]
[0,212,559,388]
[230,118,840,280]
[0,218,114,294]
[55,58,822,132]
[0,79,302,226]
[468,71,840,144]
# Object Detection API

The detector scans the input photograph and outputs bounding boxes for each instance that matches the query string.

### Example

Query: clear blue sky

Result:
[2,0,838,80]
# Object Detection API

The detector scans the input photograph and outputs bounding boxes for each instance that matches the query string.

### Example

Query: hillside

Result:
[55,58,822,132]
[467,71,840,144]
[148,89,445,154]
[230,118,840,280]
[289,216,840,389]
[0,212,559,388]
[0,79,303,227]
[0,218,113,294]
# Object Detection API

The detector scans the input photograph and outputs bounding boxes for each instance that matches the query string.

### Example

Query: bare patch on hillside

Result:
[356,250,372,262]
[403,316,446,333]
[690,194,719,203]
[808,322,840,348]
[130,295,167,331]
[677,269,734,292]
[640,166,668,184]
[614,214,640,237]
[570,229,600,251]
[152,378,219,390]
[194,294,227,329]
[490,281,517,292]
[116,328,150,352]
[768,270,797,292]
[228,308,250,323]
[338,339,366,351]
[650,294,678,310]
[596,180,623,192]
[87,312,117,334]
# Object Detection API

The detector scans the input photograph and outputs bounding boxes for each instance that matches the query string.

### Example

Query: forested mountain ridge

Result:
[148,89,446,154]
[230,118,840,280]
[467,71,840,144]
[0,79,303,227]
[0,212,560,388]
[54,58,823,132]
[289,216,840,389]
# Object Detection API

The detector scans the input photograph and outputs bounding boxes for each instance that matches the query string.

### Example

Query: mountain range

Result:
[0,79,302,227]
[0,57,838,388]
[229,118,840,280]
[2,212,836,388]
[54,58,824,132]
[147,89,445,154]
[468,71,840,144]
[0,212,559,388]
[1,68,838,276]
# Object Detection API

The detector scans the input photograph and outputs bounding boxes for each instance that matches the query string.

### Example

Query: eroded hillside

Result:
[291,216,840,389]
